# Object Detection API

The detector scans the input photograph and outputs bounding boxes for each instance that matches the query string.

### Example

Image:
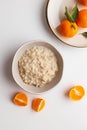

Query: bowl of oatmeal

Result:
[12,41,63,94]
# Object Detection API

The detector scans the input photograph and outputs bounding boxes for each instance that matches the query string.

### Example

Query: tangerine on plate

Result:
[59,20,78,37]
[69,85,85,101]
[32,98,45,112]
[76,9,87,28]
[13,92,28,106]
[79,0,87,6]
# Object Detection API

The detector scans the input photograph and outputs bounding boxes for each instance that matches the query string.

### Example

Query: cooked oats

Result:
[18,46,58,87]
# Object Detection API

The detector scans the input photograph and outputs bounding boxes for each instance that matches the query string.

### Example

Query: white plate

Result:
[12,41,63,94]
[46,0,87,47]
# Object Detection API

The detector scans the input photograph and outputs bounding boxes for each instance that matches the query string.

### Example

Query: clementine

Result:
[32,98,45,112]
[76,9,87,28]
[69,85,85,101]
[79,0,87,6]
[59,20,78,37]
[13,92,28,106]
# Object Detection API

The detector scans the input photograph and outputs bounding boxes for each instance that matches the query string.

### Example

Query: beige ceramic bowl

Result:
[12,41,63,94]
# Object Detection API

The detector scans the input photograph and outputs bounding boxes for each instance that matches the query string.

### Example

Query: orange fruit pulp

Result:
[13,92,28,106]
[69,85,85,101]
[76,9,87,28]
[32,98,45,112]
[79,0,87,6]
[58,20,78,37]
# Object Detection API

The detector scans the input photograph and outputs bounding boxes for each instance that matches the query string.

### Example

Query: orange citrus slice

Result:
[13,92,28,106]
[32,98,45,112]
[69,85,85,101]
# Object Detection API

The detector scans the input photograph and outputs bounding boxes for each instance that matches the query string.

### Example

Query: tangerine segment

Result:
[69,86,85,101]
[59,20,78,37]
[32,98,45,112]
[76,9,87,28]
[79,0,87,6]
[13,92,28,106]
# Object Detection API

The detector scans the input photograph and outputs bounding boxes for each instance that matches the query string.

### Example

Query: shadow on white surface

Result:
[2,48,19,89]
[40,0,61,41]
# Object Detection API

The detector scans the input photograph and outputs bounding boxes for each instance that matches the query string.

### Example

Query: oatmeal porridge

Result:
[18,46,58,87]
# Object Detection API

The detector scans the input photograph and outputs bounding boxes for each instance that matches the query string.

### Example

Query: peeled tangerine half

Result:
[13,92,28,106]
[69,85,85,101]
[32,98,45,112]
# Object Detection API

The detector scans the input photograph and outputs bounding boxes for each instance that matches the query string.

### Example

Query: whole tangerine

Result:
[59,20,78,37]
[79,0,87,6]
[76,9,87,28]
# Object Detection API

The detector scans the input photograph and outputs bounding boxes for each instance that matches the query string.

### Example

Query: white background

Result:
[1,0,87,130]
